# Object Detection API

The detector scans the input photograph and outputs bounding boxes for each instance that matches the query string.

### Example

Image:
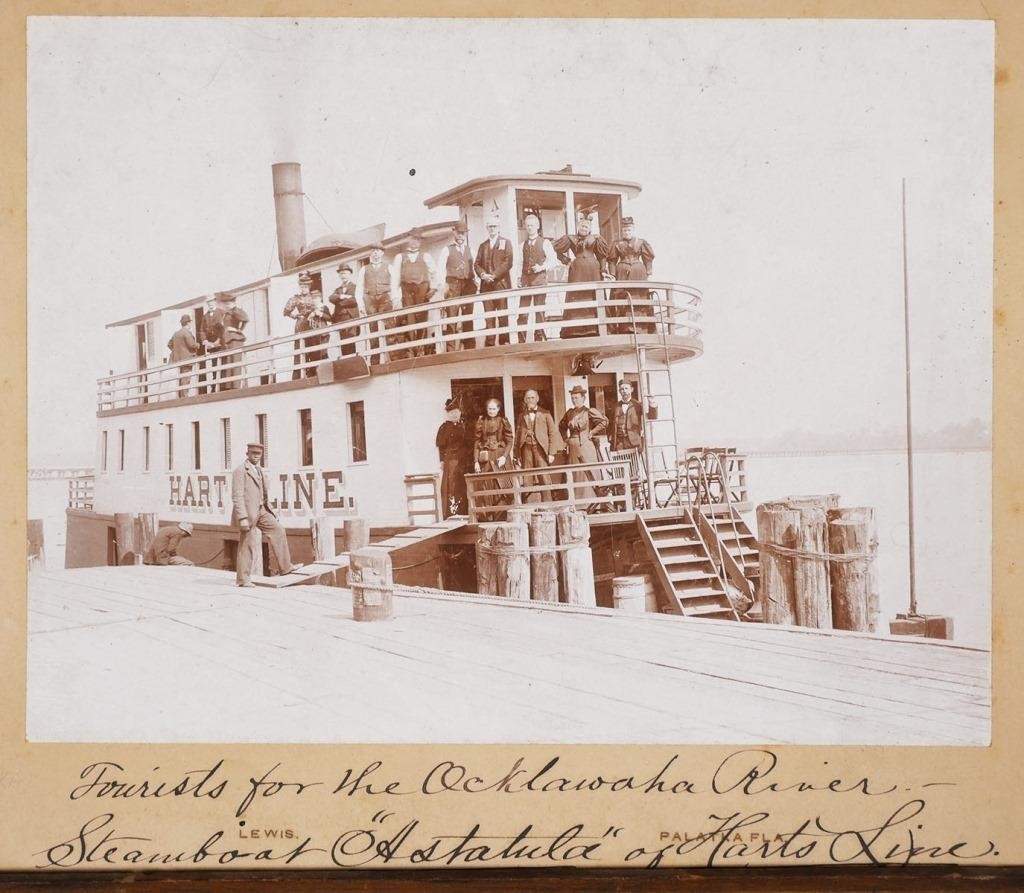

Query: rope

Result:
[475,540,586,556]
[304,192,334,232]
[757,539,878,564]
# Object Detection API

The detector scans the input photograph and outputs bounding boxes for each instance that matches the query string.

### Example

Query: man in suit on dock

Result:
[231,442,300,587]
[167,314,199,398]
[515,389,563,502]
[143,521,195,566]
[474,216,513,346]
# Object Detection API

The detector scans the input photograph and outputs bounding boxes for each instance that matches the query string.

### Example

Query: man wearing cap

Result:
[218,293,249,390]
[518,213,559,343]
[356,242,394,364]
[436,222,477,351]
[474,217,514,347]
[284,272,320,379]
[559,385,610,510]
[605,217,655,334]
[231,442,300,587]
[328,263,361,357]
[435,398,471,517]
[391,229,438,358]
[143,522,195,567]
[167,314,199,398]
[515,389,563,503]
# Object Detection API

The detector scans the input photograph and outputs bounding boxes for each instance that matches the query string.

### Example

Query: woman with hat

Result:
[558,384,611,511]
[435,397,471,518]
[473,397,514,520]
[328,263,361,356]
[554,212,611,339]
[283,271,320,379]
[605,217,655,334]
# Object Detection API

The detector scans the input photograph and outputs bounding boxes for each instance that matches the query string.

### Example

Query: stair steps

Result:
[637,512,739,621]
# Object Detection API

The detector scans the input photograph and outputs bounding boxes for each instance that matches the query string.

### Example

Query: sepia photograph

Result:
[26,16,992,746]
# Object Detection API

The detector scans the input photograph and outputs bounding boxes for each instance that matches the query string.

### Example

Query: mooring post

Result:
[27,519,45,574]
[344,517,370,553]
[310,516,336,561]
[556,508,595,607]
[756,505,800,626]
[114,512,139,566]
[135,513,159,563]
[827,507,877,632]
[793,506,832,629]
[529,510,559,603]
[350,546,393,622]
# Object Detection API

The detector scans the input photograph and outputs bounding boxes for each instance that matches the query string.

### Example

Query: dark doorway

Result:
[587,372,618,418]
[511,375,555,429]
[449,376,505,432]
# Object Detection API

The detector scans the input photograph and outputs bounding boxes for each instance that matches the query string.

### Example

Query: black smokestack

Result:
[271,162,307,272]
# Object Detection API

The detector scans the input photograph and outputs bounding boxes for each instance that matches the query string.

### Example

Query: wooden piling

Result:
[827,506,878,632]
[135,513,159,562]
[350,547,393,622]
[529,510,559,603]
[475,522,530,600]
[27,519,45,573]
[756,505,800,625]
[506,507,534,528]
[793,506,832,629]
[310,516,336,561]
[114,512,139,566]
[556,508,595,608]
[344,517,370,553]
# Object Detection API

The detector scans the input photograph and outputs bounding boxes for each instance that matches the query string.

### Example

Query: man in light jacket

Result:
[231,442,300,586]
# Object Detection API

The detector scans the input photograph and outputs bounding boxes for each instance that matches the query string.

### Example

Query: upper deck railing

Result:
[96,280,703,412]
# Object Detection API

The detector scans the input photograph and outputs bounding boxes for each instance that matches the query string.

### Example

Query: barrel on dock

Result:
[612,576,659,613]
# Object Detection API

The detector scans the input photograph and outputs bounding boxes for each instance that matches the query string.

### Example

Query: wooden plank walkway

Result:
[27,565,989,745]
[249,518,468,587]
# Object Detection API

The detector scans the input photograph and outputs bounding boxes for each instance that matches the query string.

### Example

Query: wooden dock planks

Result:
[27,564,989,745]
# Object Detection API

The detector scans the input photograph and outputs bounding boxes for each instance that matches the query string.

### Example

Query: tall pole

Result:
[901,179,919,616]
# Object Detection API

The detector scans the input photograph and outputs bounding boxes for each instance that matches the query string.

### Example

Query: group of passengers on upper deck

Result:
[280,211,658,372]
[163,212,657,395]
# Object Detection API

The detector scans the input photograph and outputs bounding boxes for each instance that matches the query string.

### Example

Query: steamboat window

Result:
[348,402,367,463]
[143,426,150,472]
[299,408,313,467]
[101,430,108,473]
[191,421,201,470]
[221,418,232,470]
[166,423,174,471]
[118,429,125,472]
[256,414,268,466]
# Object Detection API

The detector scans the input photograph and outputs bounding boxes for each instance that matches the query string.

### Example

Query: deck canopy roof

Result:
[423,171,643,209]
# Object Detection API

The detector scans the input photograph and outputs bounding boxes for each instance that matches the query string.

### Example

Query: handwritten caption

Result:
[35,749,997,869]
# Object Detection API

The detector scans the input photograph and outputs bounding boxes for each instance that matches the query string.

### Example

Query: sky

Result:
[26,17,993,467]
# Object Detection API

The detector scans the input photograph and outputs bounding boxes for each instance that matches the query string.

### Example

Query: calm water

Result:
[744,450,991,648]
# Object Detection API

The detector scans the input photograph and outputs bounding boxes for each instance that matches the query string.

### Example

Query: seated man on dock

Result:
[143,521,195,567]
[231,442,302,587]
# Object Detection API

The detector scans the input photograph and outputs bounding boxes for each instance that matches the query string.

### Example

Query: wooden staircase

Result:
[694,506,760,607]
[637,511,739,621]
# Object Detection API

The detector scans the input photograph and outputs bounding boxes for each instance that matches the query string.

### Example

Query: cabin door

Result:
[511,375,556,427]
[449,376,504,430]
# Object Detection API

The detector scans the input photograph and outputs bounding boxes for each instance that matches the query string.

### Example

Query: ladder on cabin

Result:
[637,511,739,621]
[623,287,689,508]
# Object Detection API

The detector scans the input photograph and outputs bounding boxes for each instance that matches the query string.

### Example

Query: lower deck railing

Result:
[97,280,702,411]
[464,460,633,522]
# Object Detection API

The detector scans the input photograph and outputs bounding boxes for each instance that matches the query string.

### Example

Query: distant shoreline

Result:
[745,446,991,458]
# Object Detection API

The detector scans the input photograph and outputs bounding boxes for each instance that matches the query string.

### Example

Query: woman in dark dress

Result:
[553,214,610,339]
[473,398,514,519]
[606,216,656,334]
[435,398,470,518]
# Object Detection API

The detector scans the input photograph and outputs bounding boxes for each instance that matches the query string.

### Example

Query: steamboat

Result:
[67,162,759,619]
[33,164,989,745]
